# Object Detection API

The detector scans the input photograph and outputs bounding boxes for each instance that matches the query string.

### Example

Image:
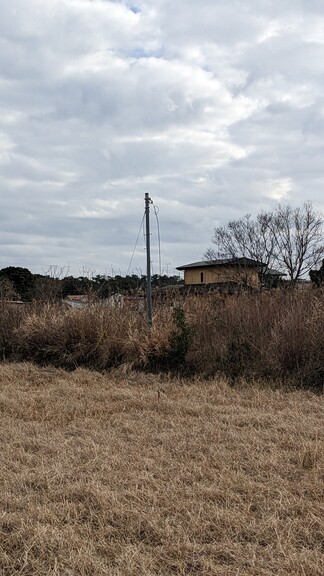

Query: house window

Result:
[200,272,204,283]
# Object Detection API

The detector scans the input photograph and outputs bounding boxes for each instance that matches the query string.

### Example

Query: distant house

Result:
[176,257,285,290]
[176,258,263,289]
[63,294,89,309]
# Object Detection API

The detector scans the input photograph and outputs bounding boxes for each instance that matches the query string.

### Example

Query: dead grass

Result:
[8,303,173,371]
[1,290,324,387]
[0,363,323,575]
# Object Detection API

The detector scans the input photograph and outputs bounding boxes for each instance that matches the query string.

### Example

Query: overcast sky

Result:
[1,0,324,277]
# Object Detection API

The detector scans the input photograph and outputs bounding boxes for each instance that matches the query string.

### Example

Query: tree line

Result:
[0,268,182,302]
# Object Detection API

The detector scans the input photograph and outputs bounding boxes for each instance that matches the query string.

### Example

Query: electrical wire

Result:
[153,204,162,276]
[126,211,145,276]
[127,200,162,278]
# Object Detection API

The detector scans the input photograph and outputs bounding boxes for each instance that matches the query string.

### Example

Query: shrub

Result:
[161,307,195,370]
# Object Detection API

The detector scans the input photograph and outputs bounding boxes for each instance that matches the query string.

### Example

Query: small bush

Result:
[161,307,195,370]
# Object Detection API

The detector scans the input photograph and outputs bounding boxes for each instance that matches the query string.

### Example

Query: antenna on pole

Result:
[145,193,153,325]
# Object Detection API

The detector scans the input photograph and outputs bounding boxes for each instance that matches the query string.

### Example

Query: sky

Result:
[1,0,324,277]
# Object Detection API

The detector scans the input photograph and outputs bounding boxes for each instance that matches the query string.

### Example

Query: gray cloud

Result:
[0,0,324,275]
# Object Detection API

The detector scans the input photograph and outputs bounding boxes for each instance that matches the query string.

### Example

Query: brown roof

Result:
[176,257,265,271]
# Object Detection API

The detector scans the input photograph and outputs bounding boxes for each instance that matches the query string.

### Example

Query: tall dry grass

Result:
[9,303,173,370]
[0,363,323,575]
[184,290,324,388]
[0,289,323,388]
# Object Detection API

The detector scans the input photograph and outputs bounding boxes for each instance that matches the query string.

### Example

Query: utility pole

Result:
[145,193,153,325]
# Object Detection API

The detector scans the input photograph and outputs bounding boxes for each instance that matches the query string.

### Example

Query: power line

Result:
[126,211,145,276]
[153,204,162,276]
[142,202,163,277]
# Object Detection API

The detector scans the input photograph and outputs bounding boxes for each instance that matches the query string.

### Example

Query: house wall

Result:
[183,266,260,288]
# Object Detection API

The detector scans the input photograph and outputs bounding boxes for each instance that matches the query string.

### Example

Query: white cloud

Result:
[0,0,324,275]
[264,178,294,201]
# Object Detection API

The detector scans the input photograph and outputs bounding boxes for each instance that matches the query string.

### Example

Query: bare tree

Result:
[206,202,324,285]
[205,211,278,279]
[273,202,324,283]
[33,265,70,303]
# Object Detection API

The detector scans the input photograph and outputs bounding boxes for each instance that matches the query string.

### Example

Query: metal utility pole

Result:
[145,193,153,325]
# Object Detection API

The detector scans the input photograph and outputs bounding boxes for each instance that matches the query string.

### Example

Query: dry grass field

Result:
[0,363,323,575]
[1,290,324,387]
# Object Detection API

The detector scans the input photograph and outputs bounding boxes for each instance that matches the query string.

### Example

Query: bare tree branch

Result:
[273,202,324,283]
[206,202,324,285]
[205,212,279,280]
